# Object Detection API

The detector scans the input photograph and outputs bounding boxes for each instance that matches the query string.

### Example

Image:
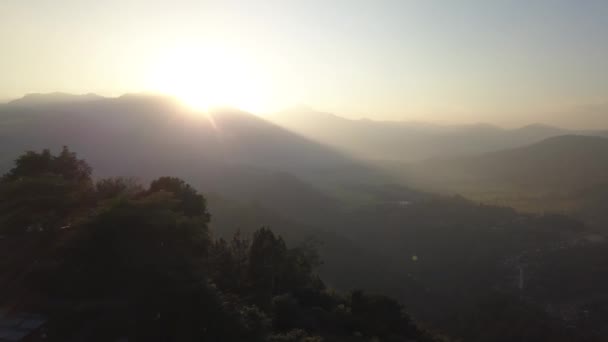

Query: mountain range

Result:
[271,106,608,161]
[406,134,608,192]
[2,93,608,340]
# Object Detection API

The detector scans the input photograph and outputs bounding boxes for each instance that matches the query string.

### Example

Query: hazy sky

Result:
[1,0,607,127]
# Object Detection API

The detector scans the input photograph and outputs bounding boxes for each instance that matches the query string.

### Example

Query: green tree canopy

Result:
[149,176,210,219]
[0,147,94,234]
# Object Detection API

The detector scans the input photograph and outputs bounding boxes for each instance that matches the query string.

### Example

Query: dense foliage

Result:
[1,98,607,341]
[0,148,443,341]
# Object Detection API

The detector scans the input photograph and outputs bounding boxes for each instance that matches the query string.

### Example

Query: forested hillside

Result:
[1,97,607,341]
[4,1,608,340]
[402,135,608,232]
[0,94,382,189]
[407,135,608,191]
[0,148,444,341]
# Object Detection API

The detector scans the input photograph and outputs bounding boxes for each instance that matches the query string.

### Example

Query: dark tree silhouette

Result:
[0,147,94,234]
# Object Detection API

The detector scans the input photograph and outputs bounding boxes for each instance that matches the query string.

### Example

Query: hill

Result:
[6,92,104,107]
[0,94,392,224]
[401,135,608,234]
[408,135,608,192]
[2,95,606,340]
[269,107,596,162]
[0,94,364,178]
[0,150,443,341]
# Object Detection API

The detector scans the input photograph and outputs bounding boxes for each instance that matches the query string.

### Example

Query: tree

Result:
[34,178,242,341]
[280,239,324,293]
[231,230,251,293]
[0,147,447,342]
[149,176,210,219]
[0,147,94,234]
[45,190,210,298]
[52,146,93,182]
[349,290,417,339]
[2,146,91,182]
[1,149,53,181]
[248,227,287,307]
[95,177,143,201]
[209,237,239,291]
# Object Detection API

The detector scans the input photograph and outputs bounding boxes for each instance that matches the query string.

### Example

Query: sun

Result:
[148,45,271,113]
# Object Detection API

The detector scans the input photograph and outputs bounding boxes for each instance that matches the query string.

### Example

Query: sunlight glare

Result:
[149,45,272,114]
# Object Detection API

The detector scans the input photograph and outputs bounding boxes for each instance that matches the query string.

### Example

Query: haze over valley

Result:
[1,92,608,340]
[2,1,608,341]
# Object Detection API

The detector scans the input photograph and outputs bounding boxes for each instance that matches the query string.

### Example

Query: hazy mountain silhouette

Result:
[0,94,388,227]
[7,92,104,107]
[0,93,426,297]
[408,135,608,193]
[0,94,370,176]
[270,107,603,161]
[2,94,607,341]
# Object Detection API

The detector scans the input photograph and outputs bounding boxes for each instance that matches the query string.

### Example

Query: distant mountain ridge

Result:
[0,94,358,174]
[4,93,607,167]
[6,92,105,107]
[0,93,389,228]
[2,94,607,341]
[407,135,608,193]
[270,107,607,161]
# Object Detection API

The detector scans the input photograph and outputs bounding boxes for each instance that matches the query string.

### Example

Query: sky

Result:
[1,0,607,128]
